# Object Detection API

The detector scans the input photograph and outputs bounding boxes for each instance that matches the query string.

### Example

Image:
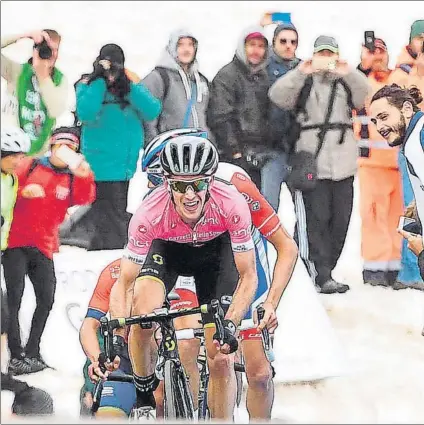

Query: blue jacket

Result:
[267,53,301,152]
[76,79,161,182]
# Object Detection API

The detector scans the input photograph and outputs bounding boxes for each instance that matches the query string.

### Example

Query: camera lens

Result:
[35,39,52,60]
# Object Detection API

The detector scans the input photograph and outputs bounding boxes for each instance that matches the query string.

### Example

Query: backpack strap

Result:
[155,67,170,101]
[26,159,40,179]
[295,75,314,117]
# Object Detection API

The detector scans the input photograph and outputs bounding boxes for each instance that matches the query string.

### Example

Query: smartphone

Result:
[364,30,375,52]
[312,56,337,71]
[55,145,83,170]
[271,12,291,24]
[397,216,416,232]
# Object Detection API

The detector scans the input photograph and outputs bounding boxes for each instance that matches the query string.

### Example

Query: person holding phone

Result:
[1,29,68,156]
[354,37,405,288]
[2,126,96,375]
[269,35,369,294]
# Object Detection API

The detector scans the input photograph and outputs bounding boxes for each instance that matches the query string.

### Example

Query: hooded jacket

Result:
[142,29,210,144]
[207,26,270,158]
[269,66,369,180]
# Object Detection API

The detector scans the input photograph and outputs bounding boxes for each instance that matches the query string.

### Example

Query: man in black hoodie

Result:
[207,26,270,188]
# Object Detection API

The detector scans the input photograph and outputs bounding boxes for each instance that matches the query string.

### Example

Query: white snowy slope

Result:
[2,1,424,423]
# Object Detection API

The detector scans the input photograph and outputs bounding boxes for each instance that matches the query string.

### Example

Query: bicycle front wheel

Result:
[164,360,195,420]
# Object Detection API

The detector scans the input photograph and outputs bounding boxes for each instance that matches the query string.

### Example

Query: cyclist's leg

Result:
[129,239,178,406]
[240,233,274,420]
[196,233,239,420]
[172,283,202,409]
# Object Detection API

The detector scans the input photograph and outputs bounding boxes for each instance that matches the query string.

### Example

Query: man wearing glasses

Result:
[265,22,302,212]
[111,136,258,420]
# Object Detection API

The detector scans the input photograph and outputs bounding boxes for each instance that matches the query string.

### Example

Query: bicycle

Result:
[98,294,228,421]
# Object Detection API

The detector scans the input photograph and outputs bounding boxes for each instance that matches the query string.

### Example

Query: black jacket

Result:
[207,55,270,160]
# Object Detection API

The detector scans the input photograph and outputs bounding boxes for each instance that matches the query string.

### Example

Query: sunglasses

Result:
[279,38,298,46]
[168,177,211,194]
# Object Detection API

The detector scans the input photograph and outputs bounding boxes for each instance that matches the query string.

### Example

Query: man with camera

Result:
[1,30,68,156]
[269,35,369,294]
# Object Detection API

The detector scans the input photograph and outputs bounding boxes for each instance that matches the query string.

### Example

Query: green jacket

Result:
[76,79,161,182]
[1,172,18,251]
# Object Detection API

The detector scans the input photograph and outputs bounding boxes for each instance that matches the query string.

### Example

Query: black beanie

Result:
[273,23,298,46]
[98,43,125,65]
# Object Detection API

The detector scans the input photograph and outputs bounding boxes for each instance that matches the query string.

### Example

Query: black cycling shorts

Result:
[137,232,239,324]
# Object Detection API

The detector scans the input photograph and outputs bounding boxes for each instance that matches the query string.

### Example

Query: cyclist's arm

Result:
[79,317,101,363]
[225,249,258,326]
[265,226,298,309]
[109,257,142,338]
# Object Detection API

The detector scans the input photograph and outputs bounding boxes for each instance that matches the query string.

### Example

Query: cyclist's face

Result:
[169,176,210,224]
[1,153,26,174]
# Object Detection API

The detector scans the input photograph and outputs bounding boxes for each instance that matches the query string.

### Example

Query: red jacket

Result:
[8,157,96,259]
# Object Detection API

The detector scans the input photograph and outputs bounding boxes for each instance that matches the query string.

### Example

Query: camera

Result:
[34,38,52,60]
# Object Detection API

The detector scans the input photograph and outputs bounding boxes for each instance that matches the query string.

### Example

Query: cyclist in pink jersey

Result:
[141,128,298,420]
[111,135,258,420]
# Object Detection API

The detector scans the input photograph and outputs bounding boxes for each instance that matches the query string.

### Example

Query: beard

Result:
[388,114,407,147]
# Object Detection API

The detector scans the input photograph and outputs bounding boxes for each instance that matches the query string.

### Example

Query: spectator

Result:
[2,293,54,417]
[391,20,424,288]
[75,43,161,250]
[392,20,424,108]
[207,26,270,188]
[142,29,210,144]
[354,38,403,287]
[2,126,95,375]
[264,22,301,211]
[1,30,68,156]
[269,35,369,294]
[1,127,31,252]
[370,84,424,231]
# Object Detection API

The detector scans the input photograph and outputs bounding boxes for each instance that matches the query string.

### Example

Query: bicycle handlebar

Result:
[256,304,275,363]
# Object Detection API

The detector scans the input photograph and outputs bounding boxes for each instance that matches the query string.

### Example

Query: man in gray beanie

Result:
[262,22,302,212]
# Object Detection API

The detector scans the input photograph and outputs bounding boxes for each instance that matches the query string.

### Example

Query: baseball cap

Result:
[245,32,266,42]
[410,20,424,41]
[314,35,339,54]
[50,126,81,151]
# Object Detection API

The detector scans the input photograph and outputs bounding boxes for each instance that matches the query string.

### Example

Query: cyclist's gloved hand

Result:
[213,319,238,354]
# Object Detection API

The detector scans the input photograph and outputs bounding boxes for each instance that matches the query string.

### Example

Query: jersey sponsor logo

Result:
[232,228,249,238]
[141,267,159,276]
[232,214,240,224]
[235,172,247,181]
[232,239,254,252]
[109,265,120,279]
[152,254,164,265]
[55,185,70,200]
[241,192,261,212]
[123,250,146,265]
[199,216,218,226]
[129,236,148,248]
[168,233,192,242]
[138,225,147,233]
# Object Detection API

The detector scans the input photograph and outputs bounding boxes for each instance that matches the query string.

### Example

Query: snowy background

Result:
[2,1,424,423]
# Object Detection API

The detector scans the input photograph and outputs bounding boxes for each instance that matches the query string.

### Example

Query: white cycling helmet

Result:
[160,135,219,177]
[1,127,31,155]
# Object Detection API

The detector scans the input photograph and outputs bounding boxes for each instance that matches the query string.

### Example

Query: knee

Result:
[246,363,273,390]
[208,353,234,379]
[178,339,199,366]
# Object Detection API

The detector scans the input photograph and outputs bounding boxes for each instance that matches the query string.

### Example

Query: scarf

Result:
[17,63,63,156]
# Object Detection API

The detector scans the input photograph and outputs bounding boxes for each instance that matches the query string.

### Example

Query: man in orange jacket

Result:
[392,20,424,289]
[355,38,403,286]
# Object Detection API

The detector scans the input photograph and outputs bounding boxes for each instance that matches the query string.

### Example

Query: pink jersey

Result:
[124,179,254,265]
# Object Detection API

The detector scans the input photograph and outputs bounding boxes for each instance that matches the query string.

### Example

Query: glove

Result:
[213,319,238,354]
